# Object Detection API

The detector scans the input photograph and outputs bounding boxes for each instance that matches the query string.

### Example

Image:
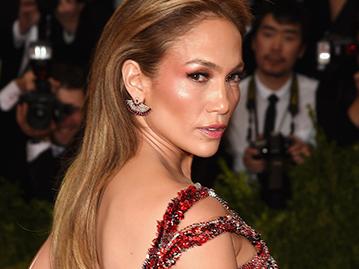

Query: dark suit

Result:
[0,108,77,203]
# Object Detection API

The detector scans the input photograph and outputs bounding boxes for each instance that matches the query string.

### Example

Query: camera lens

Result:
[27,101,53,129]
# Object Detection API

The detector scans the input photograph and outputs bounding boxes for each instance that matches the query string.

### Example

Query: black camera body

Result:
[20,42,76,130]
[252,133,293,161]
[252,133,293,197]
[317,36,358,70]
[21,88,76,130]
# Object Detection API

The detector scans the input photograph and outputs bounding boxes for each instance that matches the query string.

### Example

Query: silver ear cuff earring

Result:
[126,97,151,116]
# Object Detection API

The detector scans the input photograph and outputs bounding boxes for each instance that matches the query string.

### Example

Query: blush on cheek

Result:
[173,80,194,100]
[156,76,197,112]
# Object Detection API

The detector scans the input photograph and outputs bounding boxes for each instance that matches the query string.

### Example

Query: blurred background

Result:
[0,0,358,268]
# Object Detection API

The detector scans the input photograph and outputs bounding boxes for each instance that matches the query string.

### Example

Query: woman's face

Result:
[144,17,243,157]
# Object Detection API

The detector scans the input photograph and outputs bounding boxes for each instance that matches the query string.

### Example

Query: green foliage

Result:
[215,134,359,269]
[0,178,52,269]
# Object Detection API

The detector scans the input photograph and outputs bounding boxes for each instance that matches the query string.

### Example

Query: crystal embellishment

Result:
[142,184,279,269]
[126,99,151,115]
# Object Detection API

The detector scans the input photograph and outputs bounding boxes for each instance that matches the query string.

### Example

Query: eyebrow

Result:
[185,59,244,72]
[260,24,301,35]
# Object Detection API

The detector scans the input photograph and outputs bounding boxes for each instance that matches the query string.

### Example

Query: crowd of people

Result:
[0,0,118,202]
[193,0,359,208]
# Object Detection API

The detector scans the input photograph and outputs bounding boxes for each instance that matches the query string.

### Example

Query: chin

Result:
[192,143,220,158]
[53,136,71,146]
[263,67,288,77]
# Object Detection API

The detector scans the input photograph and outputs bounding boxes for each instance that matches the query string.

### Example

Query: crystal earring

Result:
[126,97,151,116]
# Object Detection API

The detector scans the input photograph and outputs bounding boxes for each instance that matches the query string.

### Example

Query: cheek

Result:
[73,112,83,124]
[229,87,241,112]
[254,43,267,61]
[254,37,269,52]
[234,88,241,106]
[151,78,203,124]
[285,43,302,59]
[61,112,82,126]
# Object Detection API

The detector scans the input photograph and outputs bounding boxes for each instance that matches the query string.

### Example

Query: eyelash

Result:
[226,72,243,83]
[186,71,244,84]
[187,72,210,82]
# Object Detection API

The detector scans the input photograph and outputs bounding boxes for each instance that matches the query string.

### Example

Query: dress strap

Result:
[160,215,239,267]
[143,183,210,268]
[152,183,209,246]
[142,183,280,269]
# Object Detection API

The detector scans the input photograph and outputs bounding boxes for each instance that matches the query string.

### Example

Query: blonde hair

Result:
[51,0,252,267]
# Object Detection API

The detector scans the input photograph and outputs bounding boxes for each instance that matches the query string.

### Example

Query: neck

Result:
[139,128,193,183]
[256,69,292,91]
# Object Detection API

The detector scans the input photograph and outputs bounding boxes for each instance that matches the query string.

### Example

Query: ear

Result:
[122,60,150,103]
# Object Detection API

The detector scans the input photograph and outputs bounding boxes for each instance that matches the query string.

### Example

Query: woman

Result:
[30,0,279,268]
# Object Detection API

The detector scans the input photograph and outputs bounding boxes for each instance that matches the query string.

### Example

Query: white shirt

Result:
[227,72,318,172]
[13,20,39,75]
[0,81,22,111]
[26,140,65,162]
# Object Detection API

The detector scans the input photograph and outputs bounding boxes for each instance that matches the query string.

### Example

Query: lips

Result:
[264,55,285,64]
[198,124,226,139]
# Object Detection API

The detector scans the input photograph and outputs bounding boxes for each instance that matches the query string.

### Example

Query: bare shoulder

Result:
[96,177,196,268]
[29,237,51,269]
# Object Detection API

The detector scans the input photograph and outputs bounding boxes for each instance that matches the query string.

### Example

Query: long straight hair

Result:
[51,0,252,268]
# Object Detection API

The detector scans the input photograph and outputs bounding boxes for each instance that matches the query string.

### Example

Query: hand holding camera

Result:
[16,68,58,139]
[287,136,312,165]
[246,133,311,170]
[15,70,53,139]
[16,102,55,140]
[243,146,266,174]
[19,42,76,129]
[15,70,36,93]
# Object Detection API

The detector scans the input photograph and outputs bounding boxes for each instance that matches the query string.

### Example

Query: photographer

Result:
[315,12,359,146]
[227,2,317,208]
[0,63,85,202]
[1,0,96,85]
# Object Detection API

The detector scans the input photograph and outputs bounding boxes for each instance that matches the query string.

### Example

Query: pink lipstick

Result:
[198,124,226,139]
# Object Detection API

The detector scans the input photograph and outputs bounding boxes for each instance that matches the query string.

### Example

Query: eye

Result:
[284,34,298,42]
[187,72,209,82]
[261,30,275,38]
[226,72,243,84]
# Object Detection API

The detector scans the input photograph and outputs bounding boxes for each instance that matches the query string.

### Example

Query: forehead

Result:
[160,17,243,69]
[56,87,85,107]
[259,14,302,34]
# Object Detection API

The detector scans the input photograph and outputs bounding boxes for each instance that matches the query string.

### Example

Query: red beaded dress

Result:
[142,183,279,269]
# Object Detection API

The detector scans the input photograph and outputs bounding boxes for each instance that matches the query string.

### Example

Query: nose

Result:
[206,83,231,115]
[271,35,283,51]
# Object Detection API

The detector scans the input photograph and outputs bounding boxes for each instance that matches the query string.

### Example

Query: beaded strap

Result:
[143,183,208,268]
[142,184,279,269]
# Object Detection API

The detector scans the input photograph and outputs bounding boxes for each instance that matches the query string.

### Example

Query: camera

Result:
[317,35,358,70]
[20,41,76,130]
[252,133,293,161]
[252,133,293,194]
